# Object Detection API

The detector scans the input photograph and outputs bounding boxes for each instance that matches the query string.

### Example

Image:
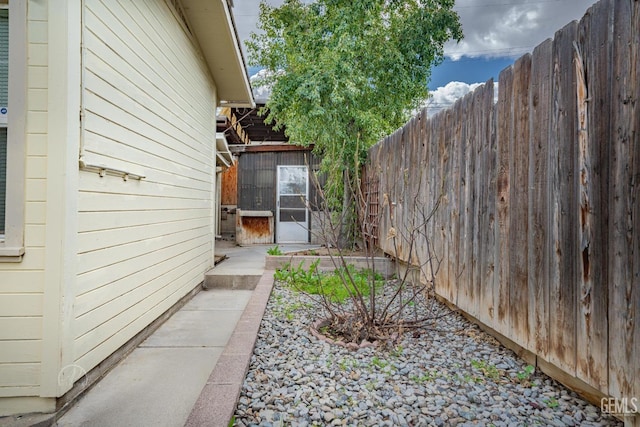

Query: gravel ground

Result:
[234,280,622,427]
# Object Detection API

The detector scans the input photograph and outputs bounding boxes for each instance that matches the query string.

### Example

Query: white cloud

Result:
[445,0,595,60]
[424,81,499,117]
[233,0,596,61]
[238,0,592,109]
[250,68,274,102]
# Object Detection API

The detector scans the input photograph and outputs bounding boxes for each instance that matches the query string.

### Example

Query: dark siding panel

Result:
[237,150,323,214]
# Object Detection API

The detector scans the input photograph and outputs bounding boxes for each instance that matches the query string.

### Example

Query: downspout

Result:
[78,0,87,167]
[216,166,223,237]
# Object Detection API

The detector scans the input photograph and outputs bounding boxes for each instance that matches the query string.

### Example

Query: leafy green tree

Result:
[248,0,462,244]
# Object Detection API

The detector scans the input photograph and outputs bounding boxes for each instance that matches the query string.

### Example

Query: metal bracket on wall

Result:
[79,160,145,181]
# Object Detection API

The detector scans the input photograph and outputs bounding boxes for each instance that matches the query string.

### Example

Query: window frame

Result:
[0,0,26,262]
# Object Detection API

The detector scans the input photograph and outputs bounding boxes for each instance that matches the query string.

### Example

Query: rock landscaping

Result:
[233,280,622,427]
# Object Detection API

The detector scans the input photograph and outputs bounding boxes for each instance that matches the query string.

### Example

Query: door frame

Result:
[275,165,309,243]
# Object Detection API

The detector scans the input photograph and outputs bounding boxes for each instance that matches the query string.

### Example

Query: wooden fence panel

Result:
[575,0,612,391]
[547,20,579,375]
[419,109,438,289]
[438,110,453,302]
[469,92,481,320]
[402,121,411,262]
[456,95,472,314]
[630,0,640,406]
[608,0,639,405]
[443,109,458,303]
[363,0,638,409]
[478,81,497,326]
[508,54,532,349]
[428,112,440,295]
[528,38,552,359]
[429,113,441,290]
[495,65,514,337]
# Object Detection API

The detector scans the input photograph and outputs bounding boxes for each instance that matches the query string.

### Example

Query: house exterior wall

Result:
[0,0,53,415]
[74,0,217,375]
[0,0,221,416]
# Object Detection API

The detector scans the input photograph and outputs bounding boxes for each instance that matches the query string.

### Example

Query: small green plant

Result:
[267,245,283,255]
[471,359,501,381]
[371,356,388,369]
[282,300,311,321]
[390,345,404,358]
[516,365,535,383]
[274,260,320,287]
[337,356,358,371]
[466,374,482,383]
[543,396,559,408]
[270,290,312,321]
[410,370,436,383]
[276,261,383,304]
[325,354,334,369]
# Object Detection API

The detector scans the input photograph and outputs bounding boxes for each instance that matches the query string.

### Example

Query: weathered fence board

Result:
[443,110,458,303]
[608,0,639,406]
[548,20,579,375]
[470,92,482,321]
[495,65,513,338]
[509,53,532,350]
[364,0,638,416]
[575,0,612,392]
[630,0,640,407]
[528,38,552,359]
[457,94,472,314]
[478,81,496,327]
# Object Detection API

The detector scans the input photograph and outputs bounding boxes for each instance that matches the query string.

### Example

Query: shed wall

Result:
[237,150,322,213]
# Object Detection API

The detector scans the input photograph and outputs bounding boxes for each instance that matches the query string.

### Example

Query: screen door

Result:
[276,165,309,243]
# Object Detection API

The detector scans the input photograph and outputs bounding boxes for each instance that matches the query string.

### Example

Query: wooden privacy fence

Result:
[365,0,638,414]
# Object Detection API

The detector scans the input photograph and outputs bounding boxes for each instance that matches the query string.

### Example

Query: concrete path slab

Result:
[55,288,253,427]
[56,347,220,427]
[141,294,251,348]
[182,289,252,311]
[185,271,276,427]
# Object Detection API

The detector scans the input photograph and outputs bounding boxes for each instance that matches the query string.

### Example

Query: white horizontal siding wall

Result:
[0,0,48,406]
[75,0,216,372]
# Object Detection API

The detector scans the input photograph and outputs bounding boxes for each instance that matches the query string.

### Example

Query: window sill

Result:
[0,246,25,262]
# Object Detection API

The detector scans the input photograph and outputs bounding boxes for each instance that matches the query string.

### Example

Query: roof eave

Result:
[181,0,255,108]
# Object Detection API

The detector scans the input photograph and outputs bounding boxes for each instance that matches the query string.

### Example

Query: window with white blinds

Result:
[0,7,8,236]
[0,0,25,260]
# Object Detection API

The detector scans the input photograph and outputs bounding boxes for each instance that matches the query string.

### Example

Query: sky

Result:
[232,0,597,114]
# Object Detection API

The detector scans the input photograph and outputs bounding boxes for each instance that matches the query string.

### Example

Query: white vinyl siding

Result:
[0,0,48,401]
[75,0,216,371]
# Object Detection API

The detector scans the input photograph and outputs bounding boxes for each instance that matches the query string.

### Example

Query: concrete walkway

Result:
[55,289,253,427]
[53,241,316,427]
